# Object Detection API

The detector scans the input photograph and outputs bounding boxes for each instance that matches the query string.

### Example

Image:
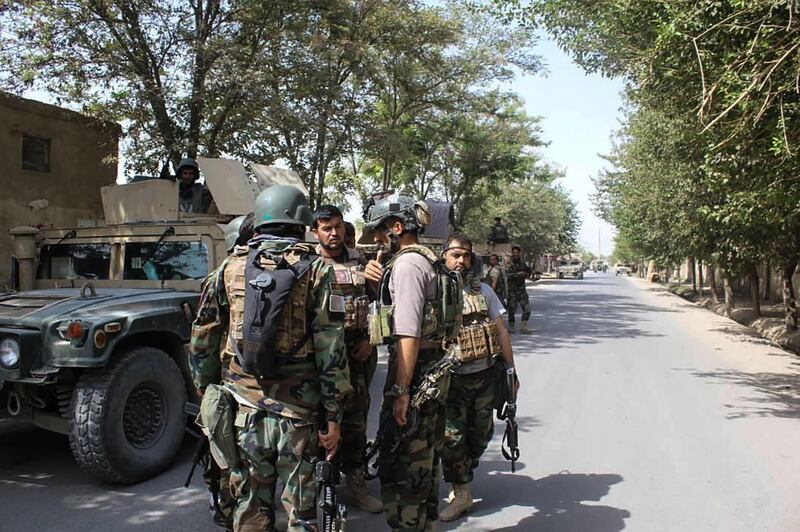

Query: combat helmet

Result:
[224,215,247,252]
[364,194,431,233]
[253,185,313,230]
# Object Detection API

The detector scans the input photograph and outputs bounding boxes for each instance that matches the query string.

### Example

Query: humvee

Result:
[0,158,303,484]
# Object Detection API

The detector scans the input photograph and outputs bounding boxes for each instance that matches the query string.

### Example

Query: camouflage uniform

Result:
[318,247,376,476]
[505,259,531,327]
[192,239,352,532]
[441,280,500,485]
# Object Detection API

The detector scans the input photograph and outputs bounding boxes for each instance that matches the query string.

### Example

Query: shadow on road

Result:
[512,277,670,353]
[685,367,800,419]
[440,463,629,531]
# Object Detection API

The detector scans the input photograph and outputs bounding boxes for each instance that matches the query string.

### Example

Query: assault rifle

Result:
[316,426,348,532]
[364,348,461,480]
[183,402,226,526]
[496,362,520,472]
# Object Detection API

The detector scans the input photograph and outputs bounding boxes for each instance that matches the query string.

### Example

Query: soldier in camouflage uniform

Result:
[363,195,461,532]
[438,234,517,522]
[190,186,352,532]
[311,205,382,513]
[506,245,532,333]
[190,213,254,530]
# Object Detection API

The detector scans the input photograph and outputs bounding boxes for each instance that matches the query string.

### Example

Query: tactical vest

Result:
[230,242,316,378]
[222,249,247,363]
[457,281,501,363]
[369,244,463,346]
[328,259,369,334]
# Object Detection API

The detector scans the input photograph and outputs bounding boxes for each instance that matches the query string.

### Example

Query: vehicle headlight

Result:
[0,337,20,368]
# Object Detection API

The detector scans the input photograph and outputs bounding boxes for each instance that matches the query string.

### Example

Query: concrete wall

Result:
[0,91,120,286]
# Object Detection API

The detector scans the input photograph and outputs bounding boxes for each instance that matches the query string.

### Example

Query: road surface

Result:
[2,272,800,531]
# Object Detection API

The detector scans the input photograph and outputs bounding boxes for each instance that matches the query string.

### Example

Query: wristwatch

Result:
[389,384,409,396]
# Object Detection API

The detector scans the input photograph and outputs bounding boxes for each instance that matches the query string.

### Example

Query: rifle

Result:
[496,363,520,473]
[316,426,347,532]
[364,347,461,480]
[183,402,225,523]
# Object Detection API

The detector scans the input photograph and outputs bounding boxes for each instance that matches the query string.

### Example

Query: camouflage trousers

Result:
[341,345,378,475]
[230,409,318,532]
[506,288,530,324]
[378,353,448,532]
[441,367,497,484]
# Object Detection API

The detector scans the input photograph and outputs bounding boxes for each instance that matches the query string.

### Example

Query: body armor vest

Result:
[369,244,463,346]
[328,259,369,334]
[226,243,315,378]
[457,281,501,363]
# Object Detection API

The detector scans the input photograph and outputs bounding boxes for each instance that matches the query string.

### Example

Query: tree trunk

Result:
[689,256,696,292]
[748,267,761,317]
[782,261,798,332]
[763,259,771,302]
[707,264,719,304]
[698,259,704,297]
[723,273,734,317]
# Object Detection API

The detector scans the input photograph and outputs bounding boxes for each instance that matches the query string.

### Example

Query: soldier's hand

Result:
[351,339,372,362]
[393,393,410,427]
[364,249,384,285]
[319,421,340,460]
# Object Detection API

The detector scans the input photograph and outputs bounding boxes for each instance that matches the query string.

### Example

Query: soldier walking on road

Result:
[363,195,462,531]
[189,213,255,530]
[506,245,532,333]
[190,186,352,532]
[438,234,517,522]
[312,205,383,514]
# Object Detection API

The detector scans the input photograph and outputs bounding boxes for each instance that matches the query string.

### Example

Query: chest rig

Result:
[369,244,463,346]
[456,280,501,363]
[329,259,369,334]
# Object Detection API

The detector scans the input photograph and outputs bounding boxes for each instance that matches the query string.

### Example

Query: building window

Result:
[22,135,51,172]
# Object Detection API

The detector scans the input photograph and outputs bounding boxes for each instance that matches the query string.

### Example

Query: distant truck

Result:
[557,258,585,279]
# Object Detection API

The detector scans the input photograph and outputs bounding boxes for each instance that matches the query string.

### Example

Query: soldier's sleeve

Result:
[188,265,228,391]
[310,261,353,424]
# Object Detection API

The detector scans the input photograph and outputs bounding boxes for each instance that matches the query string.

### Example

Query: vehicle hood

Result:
[0,288,197,329]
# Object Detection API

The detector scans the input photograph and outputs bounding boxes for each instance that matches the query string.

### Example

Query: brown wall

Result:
[0,91,120,285]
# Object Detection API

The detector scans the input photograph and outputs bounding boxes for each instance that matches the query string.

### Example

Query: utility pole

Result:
[598,225,602,260]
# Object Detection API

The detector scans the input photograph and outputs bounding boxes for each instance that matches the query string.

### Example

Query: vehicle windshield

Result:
[123,241,209,281]
[570,260,581,265]
[37,243,112,280]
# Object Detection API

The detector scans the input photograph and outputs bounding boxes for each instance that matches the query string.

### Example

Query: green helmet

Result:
[225,215,247,252]
[253,185,313,230]
[364,195,431,233]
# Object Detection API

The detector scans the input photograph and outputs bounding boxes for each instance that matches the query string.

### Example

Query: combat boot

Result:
[345,469,382,513]
[439,483,473,522]
[519,322,529,333]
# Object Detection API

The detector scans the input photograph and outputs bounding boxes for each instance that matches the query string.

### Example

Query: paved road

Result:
[2,272,800,531]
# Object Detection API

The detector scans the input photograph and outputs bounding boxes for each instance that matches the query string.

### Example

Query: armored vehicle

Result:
[0,158,303,483]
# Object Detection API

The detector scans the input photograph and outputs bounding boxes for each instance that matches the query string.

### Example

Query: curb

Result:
[642,279,800,357]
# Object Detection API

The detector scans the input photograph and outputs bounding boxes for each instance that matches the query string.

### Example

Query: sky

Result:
[512,36,624,258]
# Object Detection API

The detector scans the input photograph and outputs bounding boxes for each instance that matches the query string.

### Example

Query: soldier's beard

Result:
[320,240,342,255]
[387,230,401,254]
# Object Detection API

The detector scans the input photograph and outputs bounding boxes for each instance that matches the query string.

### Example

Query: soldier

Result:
[483,253,506,303]
[363,195,461,532]
[343,220,357,250]
[160,157,211,213]
[311,205,382,513]
[190,186,352,532]
[506,245,532,333]
[189,213,255,530]
[438,234,517,522]
[487,216,509,245]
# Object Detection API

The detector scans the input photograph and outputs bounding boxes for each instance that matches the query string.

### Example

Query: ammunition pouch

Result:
[457,321,500,363]
[368,301,392,346]
[199,384,239,470]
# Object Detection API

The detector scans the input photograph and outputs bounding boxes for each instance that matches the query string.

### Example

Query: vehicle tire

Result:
[68,346,187,484]
[578,272,584,280]
[557,272,564,279]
